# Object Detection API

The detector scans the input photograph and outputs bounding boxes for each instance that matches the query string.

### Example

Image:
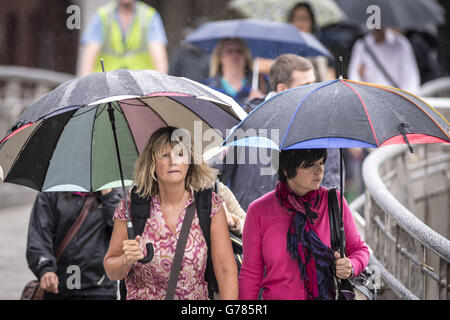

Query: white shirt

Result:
[348,29,420,93]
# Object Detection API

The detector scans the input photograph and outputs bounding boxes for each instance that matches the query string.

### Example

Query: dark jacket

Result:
[26,190,122,297]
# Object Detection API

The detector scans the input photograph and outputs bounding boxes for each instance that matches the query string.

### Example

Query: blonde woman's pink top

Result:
[113,189,223,300]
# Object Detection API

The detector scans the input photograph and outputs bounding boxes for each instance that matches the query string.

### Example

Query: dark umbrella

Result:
[223,78,449,297]
[334,0,445,30]
[0,68,245,263]
[224,79,449,151]
[185,18,332,59]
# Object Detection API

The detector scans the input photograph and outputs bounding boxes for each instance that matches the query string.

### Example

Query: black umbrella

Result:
[0,68,246,263]
[334,0,445,30]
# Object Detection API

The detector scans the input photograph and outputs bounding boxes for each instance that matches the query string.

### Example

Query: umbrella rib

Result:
[341,80,380,147]
[346,80,450,139]
[281,80,338,149]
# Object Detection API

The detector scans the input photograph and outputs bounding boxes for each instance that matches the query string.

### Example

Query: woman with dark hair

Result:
[287,2,316,34]
[287,2,336,81]
[238,148,369,300]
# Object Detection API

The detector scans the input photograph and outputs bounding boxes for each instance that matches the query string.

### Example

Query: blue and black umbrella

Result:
[224,79,449,151]
[223,77,449,299]
[223,77,449,261]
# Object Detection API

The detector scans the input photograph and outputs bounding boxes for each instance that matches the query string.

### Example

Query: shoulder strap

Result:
[54,194,98,261]
[328,188,341,253]
[195,187,218,299]
[165,201,196,300]
[362,38,400,88]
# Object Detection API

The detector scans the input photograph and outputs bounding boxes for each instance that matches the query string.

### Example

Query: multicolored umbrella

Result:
[0,68,246,263]
[223,78,449,298]
[0,69,245,193]
[223,79,449,151]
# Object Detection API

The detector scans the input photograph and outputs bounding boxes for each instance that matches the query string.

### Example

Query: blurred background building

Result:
[0,0,447,77]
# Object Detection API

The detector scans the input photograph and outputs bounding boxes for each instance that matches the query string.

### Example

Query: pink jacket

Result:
[238,187,369,300]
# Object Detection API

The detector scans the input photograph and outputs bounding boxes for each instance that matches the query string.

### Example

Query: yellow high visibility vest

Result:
[94,2,156,72]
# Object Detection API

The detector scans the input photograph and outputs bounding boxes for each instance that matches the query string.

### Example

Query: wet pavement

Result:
[0,202,35,299]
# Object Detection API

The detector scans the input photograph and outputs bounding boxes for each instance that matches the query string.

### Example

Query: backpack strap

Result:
[195,187,218,299]
[127,186,218,299]
[129,187,154,263]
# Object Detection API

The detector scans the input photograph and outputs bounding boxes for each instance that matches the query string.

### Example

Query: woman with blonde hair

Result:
[204,38,265,106]
[104,126,238,300]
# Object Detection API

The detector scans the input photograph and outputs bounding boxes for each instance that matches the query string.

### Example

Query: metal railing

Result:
[0,65,74,137]
[0,66,74,208]
[360,144,450,299]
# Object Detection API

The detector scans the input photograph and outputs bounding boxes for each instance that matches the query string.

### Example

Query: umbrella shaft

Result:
[339,149,345,257]
[107,103,133,230]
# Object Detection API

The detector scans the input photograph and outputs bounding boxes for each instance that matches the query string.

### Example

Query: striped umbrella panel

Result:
[1,95,240,192]
[223,79,449,150]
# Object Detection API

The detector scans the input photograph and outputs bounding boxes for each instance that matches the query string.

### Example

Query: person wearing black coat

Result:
[26,189,122,300]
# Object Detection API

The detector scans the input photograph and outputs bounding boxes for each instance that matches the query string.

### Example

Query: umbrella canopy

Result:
[229,0,346,28]
[0,69,245,192]
[223,78,449,295]
[185,18,332,59]
[223,79,450,150]
[334,0,445,30]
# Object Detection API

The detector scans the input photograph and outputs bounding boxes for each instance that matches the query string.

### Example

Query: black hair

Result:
[278,148,327,182]
[287,2,316,34]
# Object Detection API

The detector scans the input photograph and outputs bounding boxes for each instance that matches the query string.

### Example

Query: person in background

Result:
[78,0,168,76]
[348,28,420,93]
[26,190,122,300]
[203,38,266,106]
[287,2,336,81]
[169,18,211,83]
[239,148,369,300]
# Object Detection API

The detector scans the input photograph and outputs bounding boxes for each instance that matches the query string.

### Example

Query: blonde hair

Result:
[133,126,217,199]
[209,38,253,77]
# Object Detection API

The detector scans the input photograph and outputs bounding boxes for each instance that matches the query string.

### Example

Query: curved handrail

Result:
[362,145,450,262]
[0,65,74,85]
[417,76,450,97]
[349,193,421,300]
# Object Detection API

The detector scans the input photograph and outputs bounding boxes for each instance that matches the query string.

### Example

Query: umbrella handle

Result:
[252,59,259,91]
[127,222,154,264]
